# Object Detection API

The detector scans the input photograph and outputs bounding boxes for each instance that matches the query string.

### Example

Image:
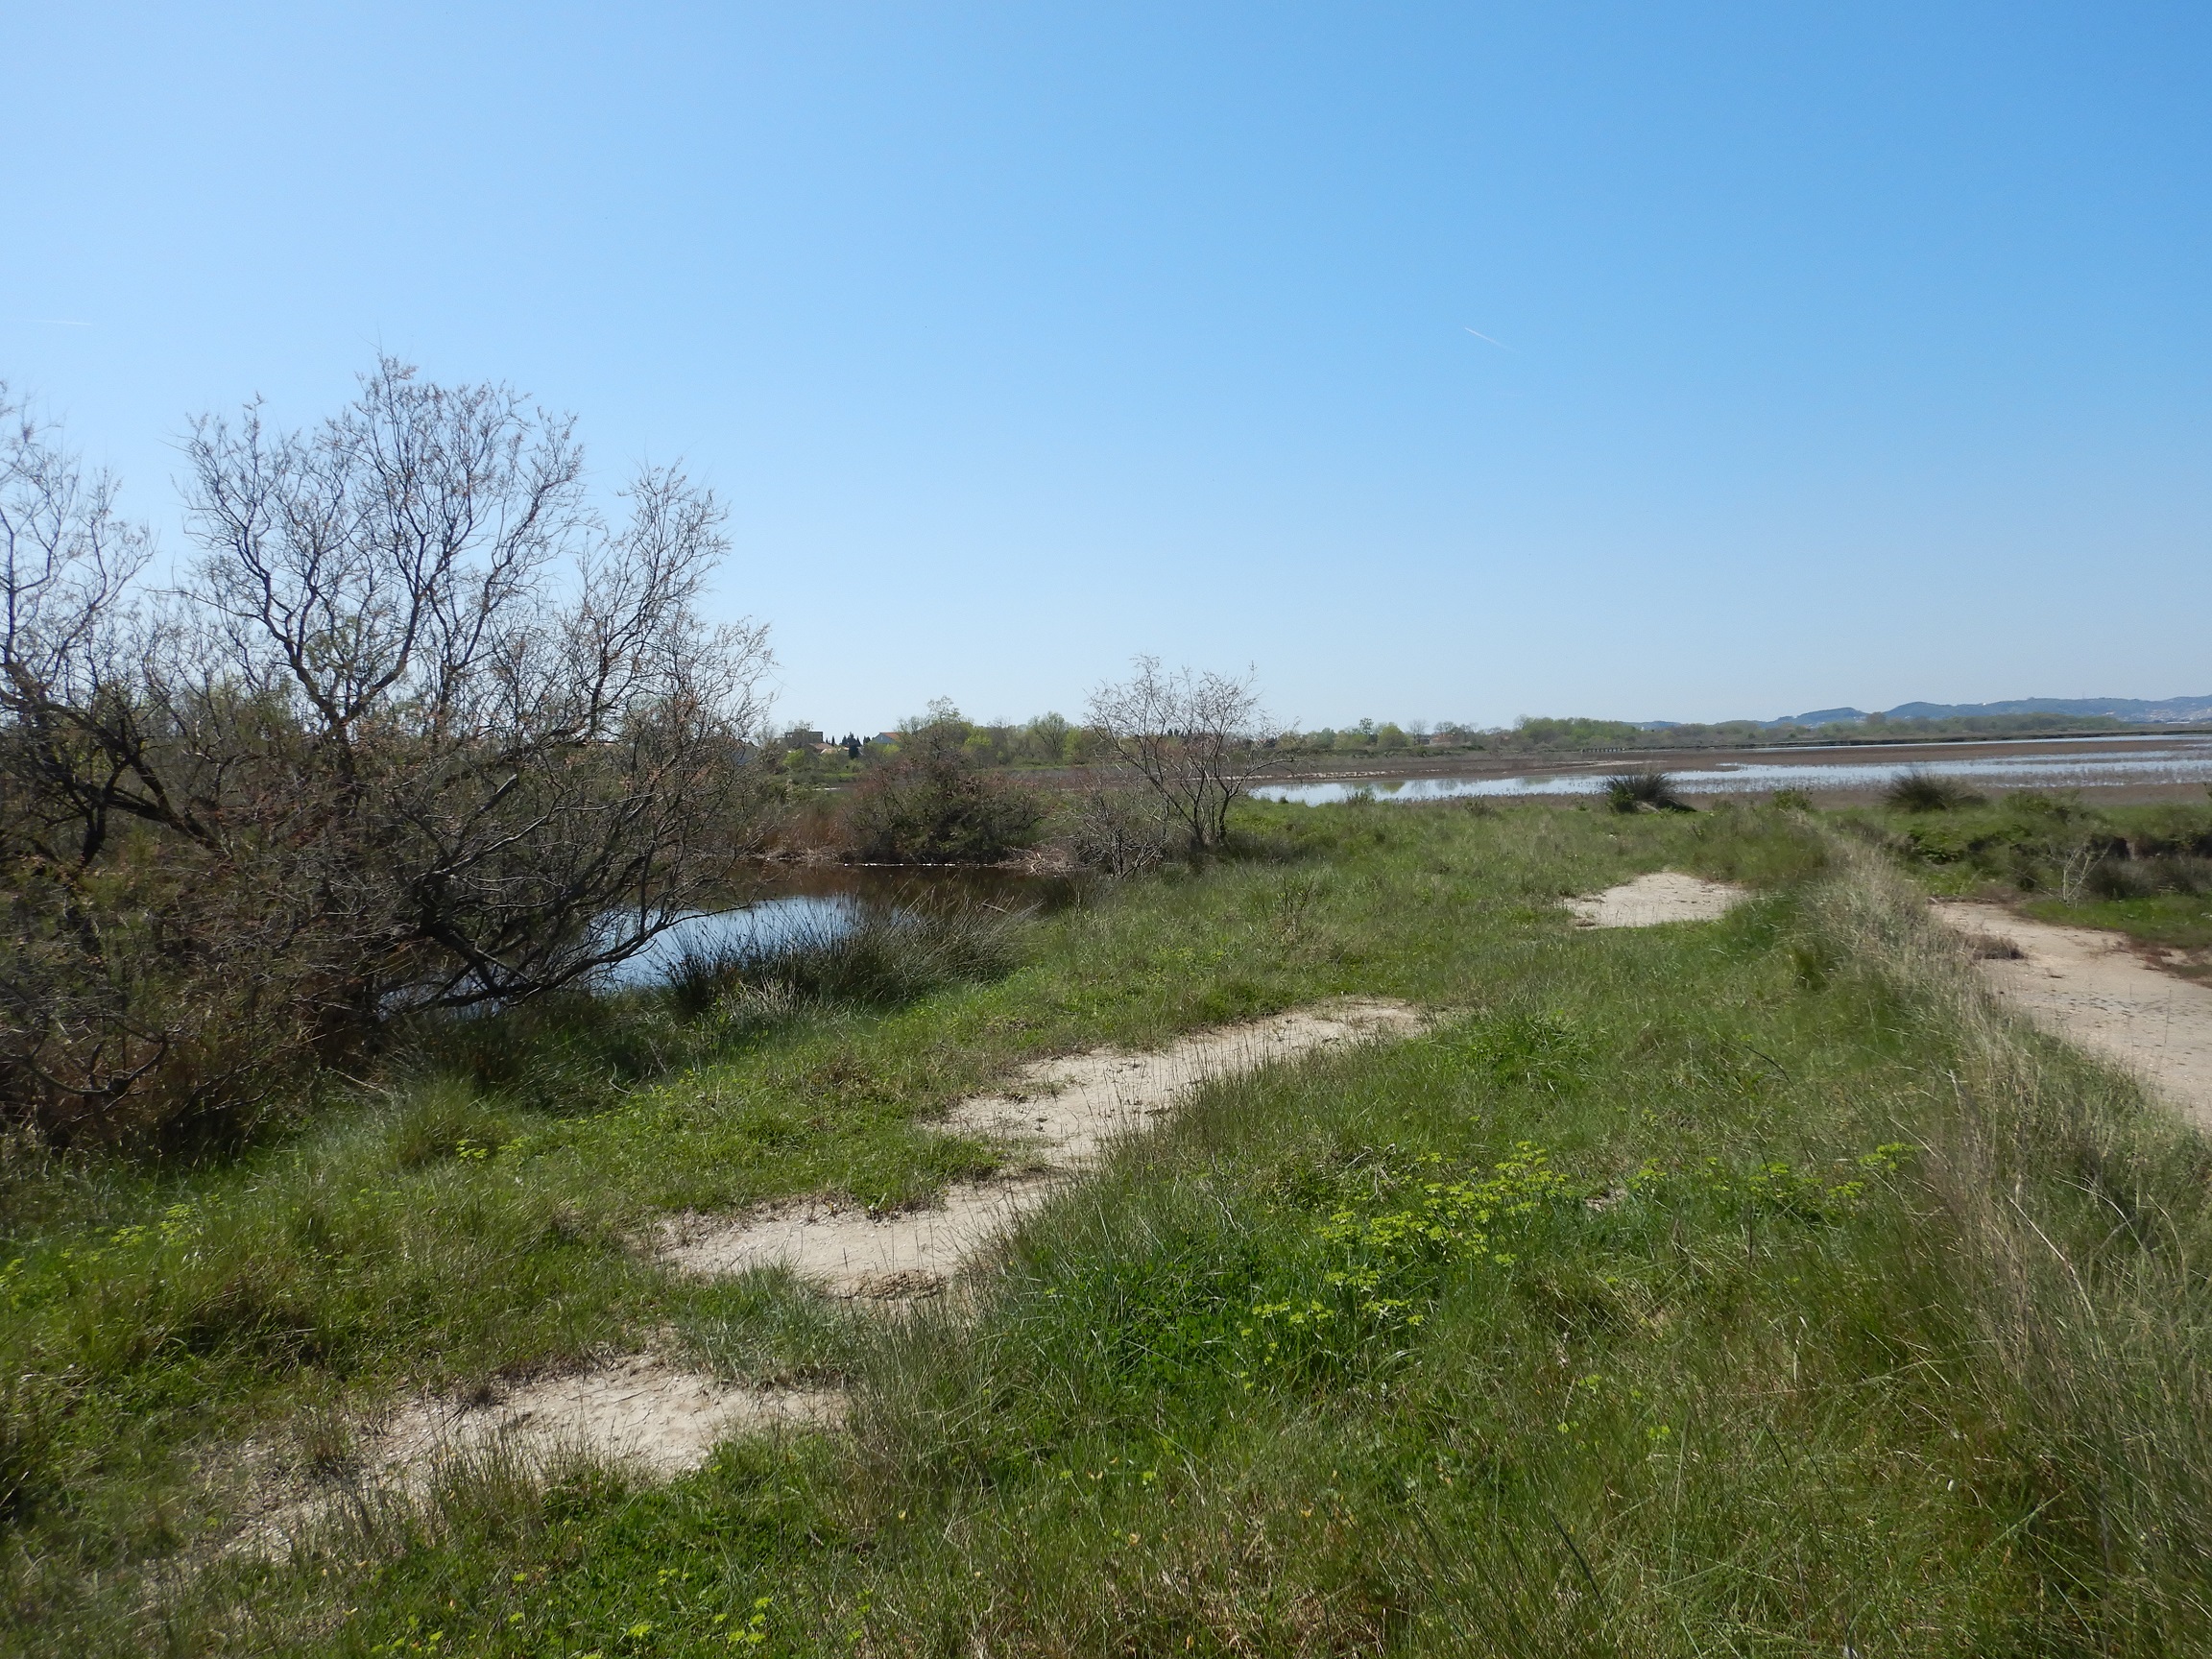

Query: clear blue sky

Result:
[5,3,2206,732]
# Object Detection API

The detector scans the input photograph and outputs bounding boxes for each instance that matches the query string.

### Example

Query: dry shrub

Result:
[1067,780,1173,875]
[1086,658,1279,854]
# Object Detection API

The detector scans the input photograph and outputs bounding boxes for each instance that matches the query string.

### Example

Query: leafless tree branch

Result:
[1085,657,1278,854]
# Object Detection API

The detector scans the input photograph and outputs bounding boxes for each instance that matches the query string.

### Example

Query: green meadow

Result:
[7,799,2212,1655]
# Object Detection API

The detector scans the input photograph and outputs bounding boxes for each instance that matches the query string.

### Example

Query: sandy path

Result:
[1567,872,1748,928]
[1936,901,2212,1127]
[240,998,1423,1550]
[661,998,1426,1297]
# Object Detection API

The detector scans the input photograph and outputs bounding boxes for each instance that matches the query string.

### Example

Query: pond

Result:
[597,865,1078,992]
[1252,733,2212,806]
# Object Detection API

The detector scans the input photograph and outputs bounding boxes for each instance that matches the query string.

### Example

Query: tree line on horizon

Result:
[778,705,2140,780]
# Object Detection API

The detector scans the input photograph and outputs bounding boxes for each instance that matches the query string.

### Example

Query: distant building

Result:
[781,728,825,749]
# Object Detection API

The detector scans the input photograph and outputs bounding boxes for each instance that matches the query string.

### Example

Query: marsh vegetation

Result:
[5,784,2212,1652]
[11,367,2212,1656]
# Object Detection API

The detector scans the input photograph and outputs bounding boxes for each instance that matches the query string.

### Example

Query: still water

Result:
[598,866,1073,991]
[1253,734,2212,807]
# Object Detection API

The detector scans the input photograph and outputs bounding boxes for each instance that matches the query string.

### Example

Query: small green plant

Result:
[1313,1143,1574,1319]
[1462,1011,1591,1091]
[1770,786,1814,810]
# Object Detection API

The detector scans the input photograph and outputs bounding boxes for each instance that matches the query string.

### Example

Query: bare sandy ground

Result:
[239,1358,840,1551]
[357,1358,845,1478]
[1567,872,1748,928]
[1936,901,2212,1128]
[239,998,1425,1550]
[661,998,1426,1297]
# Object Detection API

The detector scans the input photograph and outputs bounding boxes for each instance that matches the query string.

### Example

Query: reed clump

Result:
[1600,770,1692,813]
[1884,768,1983,811]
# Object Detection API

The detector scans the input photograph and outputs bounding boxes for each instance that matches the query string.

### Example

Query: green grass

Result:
[1846,789,2212,962]
[7,797,2212,1653]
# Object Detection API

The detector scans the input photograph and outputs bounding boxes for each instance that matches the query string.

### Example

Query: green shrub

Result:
[842,728,1044,864]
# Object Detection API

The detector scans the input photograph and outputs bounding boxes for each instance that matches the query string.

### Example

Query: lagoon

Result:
[1254,733,2212,807]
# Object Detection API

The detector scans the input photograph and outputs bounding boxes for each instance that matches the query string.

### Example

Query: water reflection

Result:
[598,866,1075,992]
[1254,735,2212,807]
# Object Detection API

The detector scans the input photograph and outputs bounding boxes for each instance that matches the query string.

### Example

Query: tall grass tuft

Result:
[1811,839,2212,1640]
[1884,768,1983,811]
[1601,771,1690,813]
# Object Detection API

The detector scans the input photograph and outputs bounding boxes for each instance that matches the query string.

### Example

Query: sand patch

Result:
[360,1357,845,1478]
[661,1178,1065,1298]
[239,1357,839,1552]
[1567,872,1748,928]
[661,998,1425,1296]
[240,1000,1420,1549]
[1936,901,2212,1128]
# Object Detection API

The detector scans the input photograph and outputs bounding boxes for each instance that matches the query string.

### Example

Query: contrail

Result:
[1464,326,1510,349]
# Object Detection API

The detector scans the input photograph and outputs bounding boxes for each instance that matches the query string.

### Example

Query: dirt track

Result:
[660,998,1426,1295]
[1936,902,2212,1128]
[243,998,1426,1548]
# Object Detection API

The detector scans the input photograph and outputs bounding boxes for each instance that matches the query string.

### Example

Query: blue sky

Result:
[5,3,2206,732]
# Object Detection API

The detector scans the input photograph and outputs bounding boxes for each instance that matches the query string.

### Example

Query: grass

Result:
[6,796,2212,1652]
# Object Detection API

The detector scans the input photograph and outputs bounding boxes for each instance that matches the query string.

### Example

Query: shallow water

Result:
[1253,735,2212,806]
[599,895,861,990]
[598,866,1074,991]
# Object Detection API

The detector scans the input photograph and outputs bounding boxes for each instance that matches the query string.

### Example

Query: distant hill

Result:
[1767,696,2212,728]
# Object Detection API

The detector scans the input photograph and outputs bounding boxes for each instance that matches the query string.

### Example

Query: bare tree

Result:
[172,361,777,1011]
[0,384,158,862]
[1,384,180,1132]
[0,362,777,1142]
[1085,657,1277,854]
